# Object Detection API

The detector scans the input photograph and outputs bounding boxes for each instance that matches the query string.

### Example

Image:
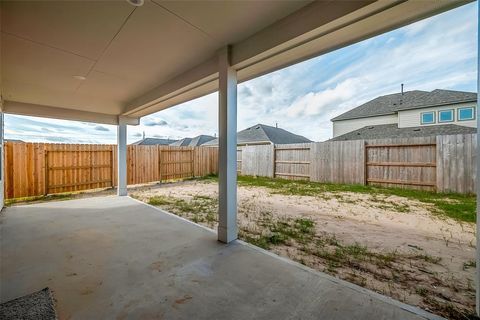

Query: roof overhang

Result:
[2,100,139,125]
[1,0,472,125]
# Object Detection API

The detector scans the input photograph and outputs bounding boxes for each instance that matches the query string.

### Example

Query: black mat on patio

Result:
[0,288,57,320]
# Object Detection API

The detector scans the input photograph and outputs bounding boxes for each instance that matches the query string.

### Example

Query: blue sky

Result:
[5,2,477,144]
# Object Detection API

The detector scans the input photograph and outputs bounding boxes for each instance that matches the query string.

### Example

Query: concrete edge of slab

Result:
[128,196,444,320]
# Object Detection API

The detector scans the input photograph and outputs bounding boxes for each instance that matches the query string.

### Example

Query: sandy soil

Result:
[132,180,476,319]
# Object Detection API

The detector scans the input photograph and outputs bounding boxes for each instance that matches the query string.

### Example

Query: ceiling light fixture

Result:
[127,0,144,6]
[73,75,86,81]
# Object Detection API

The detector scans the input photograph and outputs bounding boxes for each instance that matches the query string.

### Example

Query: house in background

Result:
[4,139,24,143]
[203,123,311,146]
[170,134,216,147]
[131,137,178,145]
[330,89,477,141]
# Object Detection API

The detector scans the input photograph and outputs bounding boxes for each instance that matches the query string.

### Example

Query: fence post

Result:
[110,149,114,188]
[158,147,162,183]
[272,144,276,178]
[363,140,368,186]
[44,150,49,196]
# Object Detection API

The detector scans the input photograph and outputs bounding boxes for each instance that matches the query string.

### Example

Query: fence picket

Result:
[3,134,476,199]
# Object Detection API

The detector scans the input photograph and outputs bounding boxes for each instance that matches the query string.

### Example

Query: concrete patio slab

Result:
[0,196,442,319]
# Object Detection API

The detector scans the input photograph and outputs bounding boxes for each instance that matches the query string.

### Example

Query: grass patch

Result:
[413,254,442,264]
[199,175,475,223]
[147,194,217,224]
[148,195,175,206]
[242,216,316,250]
[463,260,476,271]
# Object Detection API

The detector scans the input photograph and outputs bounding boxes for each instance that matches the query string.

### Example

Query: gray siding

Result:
[332,114,398,137]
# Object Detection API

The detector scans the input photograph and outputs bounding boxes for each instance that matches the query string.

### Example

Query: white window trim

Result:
[420,111,435,125]
[438,109,454,123]
[458,106,476,121]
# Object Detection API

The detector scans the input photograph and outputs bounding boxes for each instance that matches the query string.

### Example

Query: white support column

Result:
[476,0,479,314]
[218,46,238,243]
[117,117,128,196]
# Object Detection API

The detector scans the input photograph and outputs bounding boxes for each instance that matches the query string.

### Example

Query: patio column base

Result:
[218,225,237,244]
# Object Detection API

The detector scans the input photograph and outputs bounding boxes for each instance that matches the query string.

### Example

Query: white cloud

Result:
[142,117,168,127]
[285,78,364,117]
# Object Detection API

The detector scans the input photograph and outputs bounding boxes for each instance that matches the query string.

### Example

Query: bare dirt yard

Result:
[130,176,476,320]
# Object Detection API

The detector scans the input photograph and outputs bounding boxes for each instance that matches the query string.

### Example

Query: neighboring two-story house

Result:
[330,89,477,141]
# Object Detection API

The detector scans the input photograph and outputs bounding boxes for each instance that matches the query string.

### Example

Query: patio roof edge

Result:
[3,100,139,125]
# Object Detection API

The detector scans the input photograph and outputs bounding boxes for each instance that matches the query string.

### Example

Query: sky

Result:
[4,2,477,144]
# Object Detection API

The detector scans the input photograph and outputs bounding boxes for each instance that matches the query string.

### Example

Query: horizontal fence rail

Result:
[3,133,476,199]
[236,134,476,194]
[4,143,218,199]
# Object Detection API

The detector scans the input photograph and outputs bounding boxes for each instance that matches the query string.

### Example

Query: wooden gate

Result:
[45,147,114,195]
[365,142,437,190]
[159,147,194,181]
[274,144,310,180]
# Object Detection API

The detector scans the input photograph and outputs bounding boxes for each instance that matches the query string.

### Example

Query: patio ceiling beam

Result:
[3,100,139,125]
[122,0,470,118]
[217,46,237,244]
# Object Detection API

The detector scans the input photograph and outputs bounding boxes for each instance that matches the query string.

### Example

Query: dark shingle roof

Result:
[189,135,215,146]
[132,138,177,145]
[170,135,215,147]
[331,89,477,121]
[170,138,192,146]
[202,124,311,146]
[330,124,476,141]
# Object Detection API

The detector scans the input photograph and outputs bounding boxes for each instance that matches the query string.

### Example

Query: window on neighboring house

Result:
[421,111,435,124]
[458,106,475,121]
[438,109,454,123]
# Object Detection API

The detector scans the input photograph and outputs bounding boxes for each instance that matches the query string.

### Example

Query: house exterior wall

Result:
[332,114,398,137]
[398,102,477,128]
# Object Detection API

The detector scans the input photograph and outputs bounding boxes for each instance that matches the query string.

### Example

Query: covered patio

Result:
[1,196,440,319]
[0,0,478,318]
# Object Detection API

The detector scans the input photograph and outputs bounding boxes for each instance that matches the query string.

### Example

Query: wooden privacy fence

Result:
[237,134,476,194]
[4,143,218,199]
[4,133,476,198]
